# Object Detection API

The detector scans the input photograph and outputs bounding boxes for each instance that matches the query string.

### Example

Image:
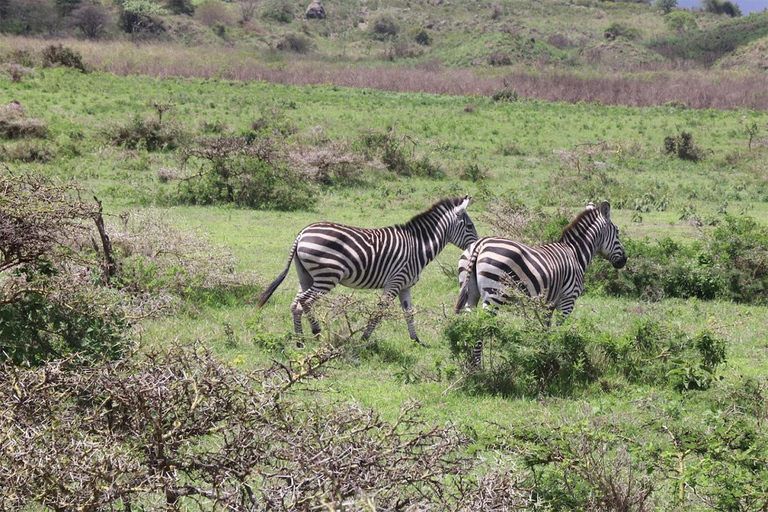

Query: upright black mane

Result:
[558,207,599,242]
[401,197,464,228]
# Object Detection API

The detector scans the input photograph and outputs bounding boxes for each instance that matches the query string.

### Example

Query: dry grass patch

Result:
[0,101,47,139]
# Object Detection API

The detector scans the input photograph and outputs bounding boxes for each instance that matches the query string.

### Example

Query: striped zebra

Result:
[455,202,626,364]
[258,196,478,343]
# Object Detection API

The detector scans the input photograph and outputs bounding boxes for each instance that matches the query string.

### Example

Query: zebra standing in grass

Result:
[258,196,478,343]
[455,202,626,363]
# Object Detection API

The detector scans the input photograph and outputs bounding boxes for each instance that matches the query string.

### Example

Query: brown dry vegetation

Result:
[2,36,767,109]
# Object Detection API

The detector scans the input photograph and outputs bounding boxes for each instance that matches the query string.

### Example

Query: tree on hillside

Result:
[68,3,113,38]
[656,0,677,14]
[55,0,82,16]
[166,0,193,15]
[702,0,742,16]
[665,11,697,32]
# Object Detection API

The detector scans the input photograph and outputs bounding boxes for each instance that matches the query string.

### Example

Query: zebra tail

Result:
[257,238,299,308]
[455,241,482,314]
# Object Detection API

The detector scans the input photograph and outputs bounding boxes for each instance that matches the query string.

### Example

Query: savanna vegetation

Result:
[2,0,768,509]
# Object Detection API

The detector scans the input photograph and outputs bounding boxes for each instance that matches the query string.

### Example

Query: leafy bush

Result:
[370,15,400,40]
[0,140,54,162]
[491,86,518,102]
[106,114,184,151]
[41,44,86,72]
[411,27,432,46]
[664,131,704,161]
[445,314,728,396]
[277,33,313,53]
[703,0,742,17]
[604,22,641,40]
[356,130,444,178]
[260,0,293,23]
[175,135,317,210]
[665,11,697,33]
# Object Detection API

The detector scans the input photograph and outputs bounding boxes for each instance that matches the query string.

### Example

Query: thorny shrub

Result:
[108,208,259,301]
[356,129,444,178]
[0,170,128,364]
[286,140,365,186]
[174,135,316,210]
[106,113,185,151]
[497,384,768,510]
[0,342,534,510]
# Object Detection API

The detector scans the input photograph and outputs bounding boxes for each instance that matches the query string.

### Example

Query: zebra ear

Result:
[599,201,611,219]
[457,195,472,211]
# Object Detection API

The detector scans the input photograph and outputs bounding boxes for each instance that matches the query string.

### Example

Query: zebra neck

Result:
[561,225,598,271]
[404,212,451,265]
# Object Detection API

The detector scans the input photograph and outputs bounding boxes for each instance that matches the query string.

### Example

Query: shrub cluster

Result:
[175,135,317,210]
[357,129,444,178]
[592,215,768,304]
[663,131,705,161]
[106,114,185,151]
[444,314,727,396]
[41,44,87,73]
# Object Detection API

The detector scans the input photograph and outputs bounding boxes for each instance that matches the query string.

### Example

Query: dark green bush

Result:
[412,27,432,46]
[491,87,518,102]
[0,266,126,366]
[107,115,184,151]
[604,22,641,40]
[261,1,294,23]
[445,314,727,395]
[370,15,400,40]
[664,131,704,161]
[277,34,313,53]
[175,136,316,210]
[357,130,444,178]
[41,44,86,73]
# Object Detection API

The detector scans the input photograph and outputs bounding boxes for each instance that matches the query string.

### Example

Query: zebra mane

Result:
[558,207,600,242]
[401,197,465,228]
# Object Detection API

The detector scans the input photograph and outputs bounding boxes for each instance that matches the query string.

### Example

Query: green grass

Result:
[4,67,768,507]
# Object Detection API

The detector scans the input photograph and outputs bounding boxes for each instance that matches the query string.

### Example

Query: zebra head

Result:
[591,201,627,269]
[447,195,479,250]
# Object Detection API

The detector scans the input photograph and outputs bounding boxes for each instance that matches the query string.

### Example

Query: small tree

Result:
[68,3,112,39]
[702,0,742,16]
[665,11,697,33]
[165,0,193,15]
[656,0,677,14]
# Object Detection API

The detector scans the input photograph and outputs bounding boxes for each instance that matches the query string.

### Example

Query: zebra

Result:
[455,202,626,365]
[258,196,478,343]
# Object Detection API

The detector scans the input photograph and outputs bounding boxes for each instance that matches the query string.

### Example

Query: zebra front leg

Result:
[398,288,422,345]
[361,291,396,342]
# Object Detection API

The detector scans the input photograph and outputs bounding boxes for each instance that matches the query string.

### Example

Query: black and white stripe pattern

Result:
[455,202,626,365]
[258,196,478,342]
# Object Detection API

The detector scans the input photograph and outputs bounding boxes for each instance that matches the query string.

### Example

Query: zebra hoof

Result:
[412,336,426,347]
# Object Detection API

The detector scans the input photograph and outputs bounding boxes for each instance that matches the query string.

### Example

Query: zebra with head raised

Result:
[258,196,478,343]
[455,202,626,363]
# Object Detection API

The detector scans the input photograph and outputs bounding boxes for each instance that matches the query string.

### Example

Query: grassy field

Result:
[3,62,768,508]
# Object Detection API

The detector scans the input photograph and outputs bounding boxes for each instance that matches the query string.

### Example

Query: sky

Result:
[676,0,767,14]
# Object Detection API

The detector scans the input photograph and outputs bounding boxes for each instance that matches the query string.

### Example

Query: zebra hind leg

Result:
[290,287,327,346]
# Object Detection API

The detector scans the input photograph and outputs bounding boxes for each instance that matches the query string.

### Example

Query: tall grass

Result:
[2,36,767,110]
